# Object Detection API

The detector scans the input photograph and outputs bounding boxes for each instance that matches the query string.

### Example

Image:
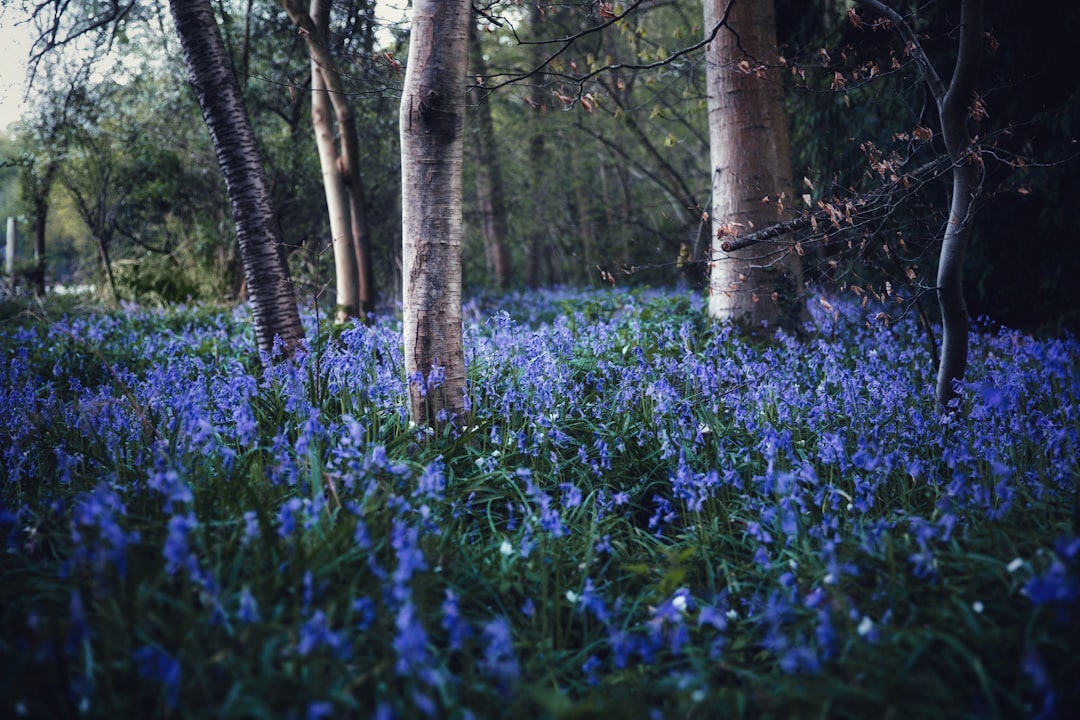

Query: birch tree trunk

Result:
[400,0,471,429]
[705,0,803,331]
[169,0,303,358]
[280,0,377,322]
[308,1,360,323]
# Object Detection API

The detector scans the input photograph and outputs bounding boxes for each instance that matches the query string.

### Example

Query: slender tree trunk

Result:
[525,1,548,290]
[705,0,803,331]
[94,233,120,302]
[468,21,512,289]
[31,198,48,296]
[934,0,984,408]
[400,0,471,429]
[860,0,984,408]
[169,0,304,358]
[308,6,360,323]
[281,0,377,321]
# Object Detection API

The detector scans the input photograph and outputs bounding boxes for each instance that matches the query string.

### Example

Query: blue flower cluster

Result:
[1,288,1078,717]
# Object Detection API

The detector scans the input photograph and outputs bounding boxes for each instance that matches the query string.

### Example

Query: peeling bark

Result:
[400,0,471,429]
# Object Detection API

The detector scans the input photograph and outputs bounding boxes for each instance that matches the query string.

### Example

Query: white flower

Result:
[565,590,578,604]
[499,540,513,557]
[857,616,874,637]
[972,601,984,614]
[725,609,739,620]
[1007,558,1024,573]
[672,594,688,612]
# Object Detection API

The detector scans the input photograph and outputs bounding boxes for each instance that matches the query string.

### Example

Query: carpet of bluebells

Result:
[1,287,1078,719]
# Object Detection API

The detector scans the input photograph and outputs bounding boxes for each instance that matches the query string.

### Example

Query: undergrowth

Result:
[1,287,1078,719]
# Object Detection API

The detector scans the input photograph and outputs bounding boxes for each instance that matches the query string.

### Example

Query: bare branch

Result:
[719,156,951,252]
[858,0,946,107]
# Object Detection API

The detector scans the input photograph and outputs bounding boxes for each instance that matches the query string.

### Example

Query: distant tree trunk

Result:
[31,213,46,295]
[280,0,378,322]
[400,0,471,429]
[705,0,803,331]
[860,0,984,408]
[525,0,549,290]
[29,178,52,297]
[468,20,512,289]
[169,0,304,358]
[308,3,360,323]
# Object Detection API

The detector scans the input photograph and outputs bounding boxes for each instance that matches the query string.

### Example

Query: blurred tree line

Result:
[1,0,1077,334]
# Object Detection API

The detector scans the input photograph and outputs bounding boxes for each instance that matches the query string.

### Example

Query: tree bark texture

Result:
[169,0,304,358]
[705,0,803,331]
[400,0,471,428]
[468,21,512,289]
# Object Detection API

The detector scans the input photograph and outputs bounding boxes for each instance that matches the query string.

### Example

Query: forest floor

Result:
[1,287,1078,718]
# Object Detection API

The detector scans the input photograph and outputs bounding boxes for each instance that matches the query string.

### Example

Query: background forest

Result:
[1,0,1078,335]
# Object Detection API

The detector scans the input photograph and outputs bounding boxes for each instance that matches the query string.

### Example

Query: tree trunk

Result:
[860,0,984,408]
[933,0,984,408]
[525,0,549,290]
[31,195,48,297]
[705,0,804,331]
[468,21,512,290]
[309,6,360,324]
[281,0,378,322]
[169,0,304,358]
[400,0,471,429]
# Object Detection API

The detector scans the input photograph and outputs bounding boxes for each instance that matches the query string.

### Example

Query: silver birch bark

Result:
[705,0,803,331]
[169,0,304,357]
[400,0,471,428]
[280,0,377,321]
[308,5,360,323]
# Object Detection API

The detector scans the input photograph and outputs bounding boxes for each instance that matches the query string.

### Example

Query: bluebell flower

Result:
[163,513,198,578]
[133,645,181,710]
[238,587,260,624]
[393,601,431,678]
[277,498,304,538]
[242,510,260,544]
[441,589,470,651]
[352,596,376,632]
[307,701,334,720]
[581,654,602,686]
[481,616,519,689]
[298,610,347,658]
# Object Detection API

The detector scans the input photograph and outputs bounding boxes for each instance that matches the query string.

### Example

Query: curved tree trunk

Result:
[705,0,803,331]
[933,0,984,408]
[169,0,303,358]
[860,0,984,408]
[400,0,471,429]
